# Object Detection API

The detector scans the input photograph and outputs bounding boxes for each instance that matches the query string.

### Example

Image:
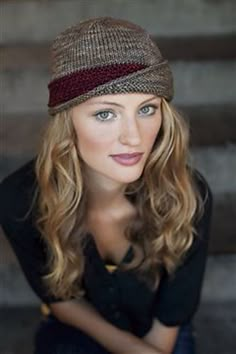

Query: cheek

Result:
[75,126,114,156]
[145,118,162,145]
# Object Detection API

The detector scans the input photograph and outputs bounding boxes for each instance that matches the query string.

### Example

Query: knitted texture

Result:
[48,17,174,115]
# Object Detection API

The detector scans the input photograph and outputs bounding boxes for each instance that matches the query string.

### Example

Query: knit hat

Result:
[48,17,174,116]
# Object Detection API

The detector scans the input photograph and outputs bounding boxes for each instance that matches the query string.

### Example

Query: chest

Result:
[85,215,133,265]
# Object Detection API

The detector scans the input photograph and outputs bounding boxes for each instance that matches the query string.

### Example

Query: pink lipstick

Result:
[110,153,144,166]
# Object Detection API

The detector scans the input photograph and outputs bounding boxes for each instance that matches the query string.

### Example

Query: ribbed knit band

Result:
[48,17,174,116]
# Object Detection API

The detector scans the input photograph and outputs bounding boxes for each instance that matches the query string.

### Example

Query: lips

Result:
[111,153,143,158]
[110,152,144,166]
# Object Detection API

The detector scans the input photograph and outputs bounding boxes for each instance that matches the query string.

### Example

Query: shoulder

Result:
[0,158,38,224]
[191,167,213,228]
[191,167,213,206]
[181,167,213,261]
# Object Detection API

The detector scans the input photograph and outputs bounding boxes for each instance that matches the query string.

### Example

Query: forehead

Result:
[83,93,161,106]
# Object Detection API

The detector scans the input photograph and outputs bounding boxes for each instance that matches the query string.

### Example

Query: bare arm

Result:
[143,318,179,354]
[49,298,167,354]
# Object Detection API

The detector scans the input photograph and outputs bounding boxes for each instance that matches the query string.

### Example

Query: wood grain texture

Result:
[1,34,235,71]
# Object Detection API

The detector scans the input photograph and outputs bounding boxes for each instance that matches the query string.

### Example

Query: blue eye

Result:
[94,110,115,122]
[139,104,158,116]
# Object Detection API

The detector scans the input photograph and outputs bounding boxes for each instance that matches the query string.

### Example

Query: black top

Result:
[0,158,213,337]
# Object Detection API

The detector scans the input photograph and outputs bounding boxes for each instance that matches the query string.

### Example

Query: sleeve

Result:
[0,160,63,304]
[152,170,213,326]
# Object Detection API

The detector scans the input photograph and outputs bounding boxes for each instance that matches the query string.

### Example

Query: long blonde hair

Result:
[34,98,203,299]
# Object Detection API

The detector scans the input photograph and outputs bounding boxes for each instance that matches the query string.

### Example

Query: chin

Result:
[112,171,144,184]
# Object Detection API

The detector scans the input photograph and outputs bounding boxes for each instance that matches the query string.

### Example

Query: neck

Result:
[88,186,127,210]
[85,171,128,213]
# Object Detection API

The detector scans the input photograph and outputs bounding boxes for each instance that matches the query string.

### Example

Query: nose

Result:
[119,116,141,146]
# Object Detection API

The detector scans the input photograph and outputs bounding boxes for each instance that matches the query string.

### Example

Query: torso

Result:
[86,206,160,290]
[85,202,139,265]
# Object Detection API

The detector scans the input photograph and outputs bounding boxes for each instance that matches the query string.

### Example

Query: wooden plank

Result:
[208,193,236,254]
[1,105,235,164]
[1,61,235,113]
[0,162,235,255]
[156,35,236,61]
[1,0,235,45]
[0,44,49,70]
[1,34,236,71]
[179,104,236,147]
[1,113,48,156]
[0,227,16,265]
[0,192,235,263]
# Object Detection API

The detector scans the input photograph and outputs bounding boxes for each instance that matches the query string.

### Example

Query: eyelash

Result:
[93,104,159,122]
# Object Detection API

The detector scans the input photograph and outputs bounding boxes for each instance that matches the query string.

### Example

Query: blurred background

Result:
[0,0,235,353]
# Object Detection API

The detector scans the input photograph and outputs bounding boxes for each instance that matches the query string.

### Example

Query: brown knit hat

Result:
[48,17,174,116]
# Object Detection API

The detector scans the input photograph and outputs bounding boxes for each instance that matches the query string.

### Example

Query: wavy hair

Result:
[34,98,204,299]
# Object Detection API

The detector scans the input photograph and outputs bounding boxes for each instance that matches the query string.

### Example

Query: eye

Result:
[139,104,158,116]
[94,110,116,122]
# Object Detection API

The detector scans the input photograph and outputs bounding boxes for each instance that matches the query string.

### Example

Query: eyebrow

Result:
[89,96,159,108]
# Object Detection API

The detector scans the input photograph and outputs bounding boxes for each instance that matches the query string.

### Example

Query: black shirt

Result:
[0,158,213,337]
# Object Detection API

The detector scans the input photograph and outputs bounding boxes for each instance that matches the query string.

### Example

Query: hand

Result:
[120,349,158,354]
[117,339,160,354]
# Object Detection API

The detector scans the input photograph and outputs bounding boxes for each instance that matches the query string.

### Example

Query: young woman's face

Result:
[71,93,162,186]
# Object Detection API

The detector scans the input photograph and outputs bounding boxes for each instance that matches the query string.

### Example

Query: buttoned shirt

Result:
[0,158,213,337]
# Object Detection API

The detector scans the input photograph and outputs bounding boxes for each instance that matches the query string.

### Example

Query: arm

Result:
[142,171,213,353]
[49,298,166,354]
[143,318,179,354]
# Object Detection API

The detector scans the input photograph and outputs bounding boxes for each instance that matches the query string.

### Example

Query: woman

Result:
[0,17,213,354]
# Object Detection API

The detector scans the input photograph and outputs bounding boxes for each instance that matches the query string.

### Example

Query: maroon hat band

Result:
[48,63,146,108]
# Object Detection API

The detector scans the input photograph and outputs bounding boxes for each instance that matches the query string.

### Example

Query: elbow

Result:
[48,301,71,322]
